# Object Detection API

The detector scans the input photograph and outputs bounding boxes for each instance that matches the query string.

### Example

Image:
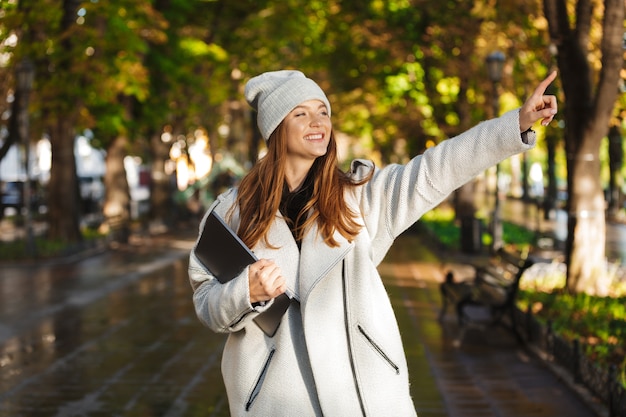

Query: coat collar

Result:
[298,221,353,302]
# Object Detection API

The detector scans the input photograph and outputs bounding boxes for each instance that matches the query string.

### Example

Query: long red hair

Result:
[234,123,371,249]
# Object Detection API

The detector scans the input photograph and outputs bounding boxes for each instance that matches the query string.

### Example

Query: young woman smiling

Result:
[188,69,558,417]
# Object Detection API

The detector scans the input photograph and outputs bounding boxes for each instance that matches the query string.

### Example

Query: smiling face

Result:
[282,99,332,167]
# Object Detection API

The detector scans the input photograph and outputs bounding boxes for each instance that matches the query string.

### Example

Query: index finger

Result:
[533,70,557,97]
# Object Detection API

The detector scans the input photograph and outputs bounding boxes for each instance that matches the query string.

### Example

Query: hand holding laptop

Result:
[248,258,288,304]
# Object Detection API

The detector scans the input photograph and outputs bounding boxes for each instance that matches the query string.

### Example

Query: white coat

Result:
[188,109,535,416]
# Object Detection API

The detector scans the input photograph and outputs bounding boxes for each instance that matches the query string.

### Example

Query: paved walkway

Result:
[0,227,605,416]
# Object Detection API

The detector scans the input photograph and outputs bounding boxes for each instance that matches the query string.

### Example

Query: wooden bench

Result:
[438,248,534,345]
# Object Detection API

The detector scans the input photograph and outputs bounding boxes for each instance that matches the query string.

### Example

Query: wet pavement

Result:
[0,225,605,417]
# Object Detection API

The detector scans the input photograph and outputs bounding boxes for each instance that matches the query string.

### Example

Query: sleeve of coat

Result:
[356,108,536,265]
[188,194,271,333]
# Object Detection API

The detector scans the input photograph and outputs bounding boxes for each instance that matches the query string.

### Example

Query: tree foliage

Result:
[0,0,624,296]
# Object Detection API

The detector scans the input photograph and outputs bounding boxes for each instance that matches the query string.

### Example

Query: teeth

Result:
[305,134,323,140]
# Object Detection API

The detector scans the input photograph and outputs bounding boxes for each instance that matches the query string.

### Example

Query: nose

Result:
[310,114,322,126]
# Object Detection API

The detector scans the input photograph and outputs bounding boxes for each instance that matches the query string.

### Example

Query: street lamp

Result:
[486,51,505,84]
[486,51,505,252]
[16,58,36,258]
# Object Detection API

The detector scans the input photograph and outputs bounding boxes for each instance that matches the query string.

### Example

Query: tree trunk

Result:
[453,48,481,254]
[566,156,609,294]
[226,100,250,168]
[0,93,20,163]
[102,135,131,242]
[248,109,262,165]
[45,0,83,243]
[607,124,623,220]
[544,0,624,294]
[149,133,173,230]
[543,125,558,220]
[47,119,81,241]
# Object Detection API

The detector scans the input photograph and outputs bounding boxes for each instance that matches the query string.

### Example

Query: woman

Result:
[188,69,557,416]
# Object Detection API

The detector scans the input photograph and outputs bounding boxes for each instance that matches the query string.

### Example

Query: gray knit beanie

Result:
[244,70,331,141]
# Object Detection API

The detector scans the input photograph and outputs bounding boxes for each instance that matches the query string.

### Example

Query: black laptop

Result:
[195,210,258,284]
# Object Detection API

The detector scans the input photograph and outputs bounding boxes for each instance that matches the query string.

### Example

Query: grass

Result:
[0,225,106,262]
[418,206,626,388]
[420,205,535,250]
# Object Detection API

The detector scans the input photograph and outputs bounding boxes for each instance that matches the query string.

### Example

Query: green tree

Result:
[544,0,625,294]
[139,0,275,226]
[34,0,83,243]
[81,1,167,239]
[3,0,621,270]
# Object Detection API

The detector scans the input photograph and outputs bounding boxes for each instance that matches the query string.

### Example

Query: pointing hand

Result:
[519,71,558,132]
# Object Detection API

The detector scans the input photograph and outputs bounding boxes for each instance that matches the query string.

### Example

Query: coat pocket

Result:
[357,325,400,375]
[245,348,276,411]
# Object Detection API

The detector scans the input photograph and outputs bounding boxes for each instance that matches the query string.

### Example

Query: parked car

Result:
[1,181,22,209]
[0,181,45,217]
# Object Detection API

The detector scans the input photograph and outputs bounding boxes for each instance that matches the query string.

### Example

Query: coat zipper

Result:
[342,260,367,417]
[357,325,400,374]
[245,348,276,411]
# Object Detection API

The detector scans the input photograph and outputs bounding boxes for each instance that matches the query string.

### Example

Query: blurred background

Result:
[0,0,624,295]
